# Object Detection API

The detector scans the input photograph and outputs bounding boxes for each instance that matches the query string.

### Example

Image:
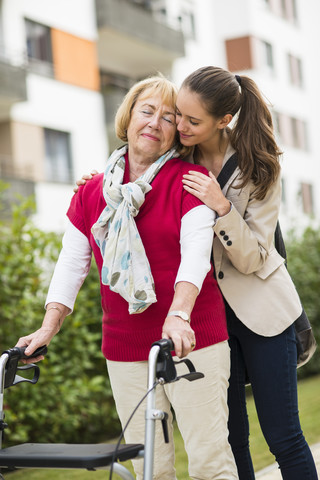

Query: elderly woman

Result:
[16,76,238,479]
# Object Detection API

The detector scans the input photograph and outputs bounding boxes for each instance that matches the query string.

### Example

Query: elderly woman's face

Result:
[127,90,176,161]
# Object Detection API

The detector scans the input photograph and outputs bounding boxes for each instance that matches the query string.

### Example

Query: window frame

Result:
[44,128,73,184]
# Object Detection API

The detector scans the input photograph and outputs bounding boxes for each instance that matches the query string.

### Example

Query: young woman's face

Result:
[176,87,222,147]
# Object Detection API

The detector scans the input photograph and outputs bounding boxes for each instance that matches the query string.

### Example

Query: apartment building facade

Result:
[0,0,319,232]
[0,0,184,231]
[169,0,320,232]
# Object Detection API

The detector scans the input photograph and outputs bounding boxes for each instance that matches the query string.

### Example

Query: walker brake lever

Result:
[152,339,204,383]
[174,358,204,382]
[161,412,169,443]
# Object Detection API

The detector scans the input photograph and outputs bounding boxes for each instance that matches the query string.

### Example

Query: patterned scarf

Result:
[91,144,178,314]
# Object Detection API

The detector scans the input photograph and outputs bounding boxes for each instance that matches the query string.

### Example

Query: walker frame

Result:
[0,339,203,479]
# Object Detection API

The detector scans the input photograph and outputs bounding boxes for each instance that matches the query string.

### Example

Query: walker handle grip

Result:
[19,345,48,359]
[152,338,174,351]
[2,345,48,361]
[2,346,47,389]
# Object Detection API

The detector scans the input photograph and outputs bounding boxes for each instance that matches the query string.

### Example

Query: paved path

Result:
[256,442,320,479]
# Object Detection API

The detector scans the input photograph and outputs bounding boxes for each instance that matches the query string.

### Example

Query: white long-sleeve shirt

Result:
[46,205,216,311]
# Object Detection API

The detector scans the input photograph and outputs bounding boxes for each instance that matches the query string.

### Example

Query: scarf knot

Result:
[91,145,178,314]
[121,181,152,217]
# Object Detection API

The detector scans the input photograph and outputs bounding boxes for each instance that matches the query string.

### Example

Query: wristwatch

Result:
[168,310,191,323]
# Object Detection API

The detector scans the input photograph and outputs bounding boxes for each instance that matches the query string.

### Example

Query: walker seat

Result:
[0,442,143,470]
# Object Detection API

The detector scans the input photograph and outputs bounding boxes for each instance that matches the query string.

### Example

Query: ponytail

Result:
[230,75,281,200]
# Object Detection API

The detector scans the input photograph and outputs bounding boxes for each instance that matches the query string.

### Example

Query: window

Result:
[264,41,274,69]
[25,19,53,75]
[280,0,287,17]
[301,183,314,215]
[259,40,274,72]
[131,0,152,8]
[149,0,168,25]
[100,71,132,123]
[44,129,73,183]
[287,53,303,87]
[291,0,298,22]
[272,111,281,138]
[290,117,308,150]
[100,71,133,152]
[25,19,52,62]
[178,11,196,39]
[273,111,308,150]
[281,0,298,23]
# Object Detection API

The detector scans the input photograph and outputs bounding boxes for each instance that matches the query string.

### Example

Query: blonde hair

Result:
[115,74,191,158]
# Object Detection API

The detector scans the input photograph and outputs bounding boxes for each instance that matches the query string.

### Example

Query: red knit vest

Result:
[67,156,228,361]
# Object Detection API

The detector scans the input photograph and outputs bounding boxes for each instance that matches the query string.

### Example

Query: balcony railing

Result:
[0,154,36,181]
[96,0,184,54]
[95,0,185,77]
[0,47,27,118]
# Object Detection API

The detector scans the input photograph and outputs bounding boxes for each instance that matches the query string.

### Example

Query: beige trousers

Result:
[107,341,238,480]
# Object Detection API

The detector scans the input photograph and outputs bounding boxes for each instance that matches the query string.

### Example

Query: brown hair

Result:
[115,74,191,158]
[181,66,282,200]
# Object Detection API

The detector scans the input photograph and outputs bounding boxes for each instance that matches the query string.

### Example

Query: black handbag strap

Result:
[274,220,287,265]
[216,152,238,190]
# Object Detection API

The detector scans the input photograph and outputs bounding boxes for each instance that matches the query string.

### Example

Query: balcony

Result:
[95,0,185,78]
[0,154,37,181]
[0,59,27,120]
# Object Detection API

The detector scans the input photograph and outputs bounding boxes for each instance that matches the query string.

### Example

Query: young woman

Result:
[177,66,317,480]
[75,66,318,479]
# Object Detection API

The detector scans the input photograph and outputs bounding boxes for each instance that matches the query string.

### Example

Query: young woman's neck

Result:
[194,130,229,176]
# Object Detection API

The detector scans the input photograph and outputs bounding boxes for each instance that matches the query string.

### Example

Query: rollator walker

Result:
[0,339,203,479]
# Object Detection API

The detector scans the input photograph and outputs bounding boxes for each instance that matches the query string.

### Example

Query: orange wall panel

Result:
[51,29,100,91]
[225,36,254,72]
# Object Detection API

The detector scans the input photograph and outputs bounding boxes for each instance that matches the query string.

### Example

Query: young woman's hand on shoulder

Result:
[182,170,231,217]
[73,170,99,193]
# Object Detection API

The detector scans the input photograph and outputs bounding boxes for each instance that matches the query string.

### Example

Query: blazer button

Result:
[227,240,232,246]
[219,230,225,236]
[223,235,229,241]
[218,271,224,279]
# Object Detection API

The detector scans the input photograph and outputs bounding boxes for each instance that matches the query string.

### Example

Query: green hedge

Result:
[286,226,320,378]
[0,185,120,447]
[1,182,319,447]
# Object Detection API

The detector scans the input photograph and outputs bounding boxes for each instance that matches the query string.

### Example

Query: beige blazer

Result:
[211,147,302,336]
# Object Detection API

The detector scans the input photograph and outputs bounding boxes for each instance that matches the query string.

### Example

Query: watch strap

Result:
[168,310,191,323]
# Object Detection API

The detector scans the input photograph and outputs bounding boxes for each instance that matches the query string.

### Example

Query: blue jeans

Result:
[226,302,318,480]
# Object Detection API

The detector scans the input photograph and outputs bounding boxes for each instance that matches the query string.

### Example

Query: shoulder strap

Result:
[216,153,238,190]
[274,220,287,264]
[218,153,287,266]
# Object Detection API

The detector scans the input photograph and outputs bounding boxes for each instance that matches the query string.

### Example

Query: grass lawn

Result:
[2,374,320,479]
